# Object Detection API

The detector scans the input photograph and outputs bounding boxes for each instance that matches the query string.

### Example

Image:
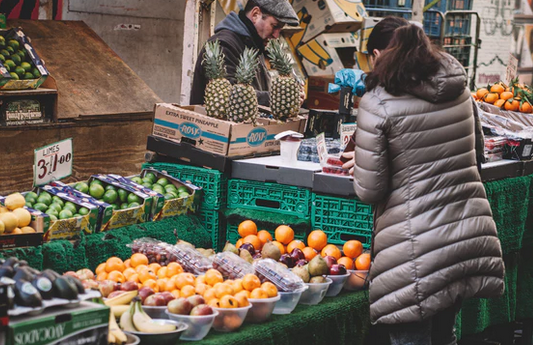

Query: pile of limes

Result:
[0,36,40,81]
[24,191,89,221]
[130,172,190,200]
[74,179,143,211]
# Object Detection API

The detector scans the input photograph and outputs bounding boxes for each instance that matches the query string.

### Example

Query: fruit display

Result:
[473,80,532,113]
[202,39,232,120]
[74,179,143,211]
[228,47,259,123]
[119,298,178,333]
[24,190,89,222]
[129,172,190,201]
[266,38,301,121]
[0,193,37,235]
[212,251,255,279]
[0,32,41,83]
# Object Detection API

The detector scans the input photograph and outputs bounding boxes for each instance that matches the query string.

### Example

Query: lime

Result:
[4,64,10,72]
[128,202,140,208]
[141,177,153,185]
[120,203,129,209]
[51,196,64,207]
[25,191,38,201]
[89,183,105,199]
[164,193,176,200]
[36,194,52,206]
[49,214,57,221]
[25,196,36,205]
[152,185,165,194]
[145,172,157,182]
[4,59,15,69]
[0,49,9,57]
[33,68,41,79]
[59,209,73,219]
[5,46,14,55]
[7,40,19,50]
[9,72,18,80]
[0,54,5,63]
[103,190,118,204]
[33,203,48,212]
[105,184,116,191]
[75,182,89,194]
[23,72,33,80]
[73,214,81,217]
[16,50,26,60]
[90,179,103,186]
[45,208,58,217]
[10,54,20,65]
[110,204,119,211]
[156,178,169,187]
[127,193,141,204]
[179,192,190,198]
[130,177,143,184]
[14,66,24,78]
[142,182,152,188]
[64,202,78,213]
[25,202,33,208]
[48,203,62,213]
[177,186,189,194]
[165,183,178,190]
[117,189,128,203]
[79,207,89,216]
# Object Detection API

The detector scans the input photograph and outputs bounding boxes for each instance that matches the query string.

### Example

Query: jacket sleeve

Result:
[471,98,486,171]
[353,100,390,204]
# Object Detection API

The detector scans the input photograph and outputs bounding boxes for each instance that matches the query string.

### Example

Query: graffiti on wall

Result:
[0,0,62,20]
[481,0,514,36]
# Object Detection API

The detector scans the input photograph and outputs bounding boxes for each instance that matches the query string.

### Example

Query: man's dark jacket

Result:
[190,12,270,107]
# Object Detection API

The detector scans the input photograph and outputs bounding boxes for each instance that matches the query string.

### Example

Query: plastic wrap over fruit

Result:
[212,252,254,279]
[297,138,342,163]
[253,259,305,292]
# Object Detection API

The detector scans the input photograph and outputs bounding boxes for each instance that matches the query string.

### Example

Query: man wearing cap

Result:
[190,0,300,107]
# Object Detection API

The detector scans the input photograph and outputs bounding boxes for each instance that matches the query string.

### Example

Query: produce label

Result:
[33,139,73,187]
[340,123,357,148]
[316,132,328,166]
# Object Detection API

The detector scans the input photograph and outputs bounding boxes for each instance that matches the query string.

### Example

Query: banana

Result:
[132,300,176,333]
[119,302,136,333]
[111,305,129,318]
[108,330,116,344]
[105,290,138,307]
[109,311,127,344]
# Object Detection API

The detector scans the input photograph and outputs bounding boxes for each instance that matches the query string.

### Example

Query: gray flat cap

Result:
[253,0,299,26]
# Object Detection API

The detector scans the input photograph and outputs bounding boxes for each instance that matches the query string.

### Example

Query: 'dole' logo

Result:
[246,127,267,147]
[179,122,202,139]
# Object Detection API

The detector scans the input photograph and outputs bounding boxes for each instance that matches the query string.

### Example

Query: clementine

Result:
[275,225,294,245]
[321,244,342,261]
[166,262,183,278]
[250,288,268,299]
[355,253,371,270]
[308,230,328,251]
[484,92,499,104]
[175,273,196,289]
[204,269,224,286]
[261,282,278,297]
[238,220,257,237]
[105,257,125,273]
[494,99,506,108]
[343,240,363,259]
[180,285,196,298]
[242,274,261,292]
[130,253,149,268]
[302,247,318,261]
[95,263,106,275]
[219,295,239,308]
[257,230,273,245]
[338,256,355,270]
[122,267,136,280]
[215,283,235,299]
[505,99,520,111]
[476,88,489,99]
[287,239,305,253]
[500,91,513,101]
[234,290,250,307]
[520,102,532,113]
[243,234,262,251]
[490,83,505,94]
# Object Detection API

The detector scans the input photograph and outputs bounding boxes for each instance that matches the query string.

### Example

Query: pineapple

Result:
[266,39,301,120]
[228,47,260,124]
[202,39,231,119]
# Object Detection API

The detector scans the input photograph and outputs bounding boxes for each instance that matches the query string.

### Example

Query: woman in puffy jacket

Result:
[348,17,505,344]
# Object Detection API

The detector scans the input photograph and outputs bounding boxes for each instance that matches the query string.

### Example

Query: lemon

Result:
[21,226,36,233]
[0,220,4,235]
[5,193,26,210]
[12,208,31,227]
[0,213,18,233]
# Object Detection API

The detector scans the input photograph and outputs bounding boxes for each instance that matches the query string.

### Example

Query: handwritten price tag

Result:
[340,123,357,148]
[33,139,73,186]
[316,133,328,166]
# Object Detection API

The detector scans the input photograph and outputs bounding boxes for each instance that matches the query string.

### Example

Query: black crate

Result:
[304,109,355,139]
[503,139,533,161]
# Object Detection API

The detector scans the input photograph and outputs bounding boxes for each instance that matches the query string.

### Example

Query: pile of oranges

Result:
[235,220,371,271]
[473,81,532,113]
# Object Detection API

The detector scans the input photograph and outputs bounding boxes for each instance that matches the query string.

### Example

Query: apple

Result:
[75,269,95,280]
[167,297,193,315]
[290,248,305,262]
[63,271,79,279]
[160,292,176,304]
[329,264,347,276]
[138,287,155,303]
[144,294,167,307]
[82,279,99,290]
[190,304,213,316]
[295,259,308,267]
[323,256,337,268]
[120,281,139,291]
[98,280,118,298]
[187,295,205,308]
[279,254,294,268]
[107,290,126,299]
[240,243,255,256]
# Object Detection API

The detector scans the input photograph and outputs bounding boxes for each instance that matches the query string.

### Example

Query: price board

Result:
[33,139,73,186]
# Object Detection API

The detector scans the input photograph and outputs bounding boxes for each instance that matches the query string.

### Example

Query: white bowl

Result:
[142,305,168,320]
[343,270,369,291]
[245,295,281,323]
[272,286,308,315]
[124,319,188,344]
[165,309,219,341]
[298,278,333,305]
[212,305,252,332]
[325,273,350,297]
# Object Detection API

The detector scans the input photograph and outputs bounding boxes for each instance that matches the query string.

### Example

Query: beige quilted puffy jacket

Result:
[353,54,505,325]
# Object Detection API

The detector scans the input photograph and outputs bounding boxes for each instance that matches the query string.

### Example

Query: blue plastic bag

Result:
[328,69,366,97]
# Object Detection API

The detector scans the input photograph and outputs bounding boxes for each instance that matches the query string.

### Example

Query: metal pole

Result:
[412,0,424,23]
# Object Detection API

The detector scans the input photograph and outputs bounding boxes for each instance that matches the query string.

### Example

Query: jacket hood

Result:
[215,12,250,37]
[408,53,467,104]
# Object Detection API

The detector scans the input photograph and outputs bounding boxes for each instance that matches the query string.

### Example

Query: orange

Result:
[157,278,168,292]
[500,91,513,101]
[471,92,478,100]
[476,88,489,99]
[130,253,149,268]
[157,267,168,279]
[180,285,196,298]
[219,295,239,308]
[238,220,258,237]
[236,238,243,248]
[505,99,520,111]
[343,240,363,259]
[308,230,328,251]
[171,290,181,299]
[166,262,183,278]
[124,259,131,268]
[105,257,125,273]
[490,83,505,94]
[96,272,108,281]
[95,263,106,275]
[250,288,268,299]
[271,241,285,255]
[175,273,196,289]
[257,230,273,245]
[165,279,177,292]
[234,290,250,307]
[204,269,224,286]
[302,247,318,261]
[135,264,149,274]
[143,279,159,292]
[138,269,157,284]
[203,288,217,301]
[483,92,499,104]
[338,256,354,270]
[148,263,162,273]
[355,253,371,270]
[127,273,140,283]
[242,234,262,251]
[287,240,305,253]
[321,244,342,260]
[261,282,278,297]
[242,274,261,292]
[494,99,506,108]
[195,283,209,296]
[520,102,532,113]
[215,283,235,299]
[122,267,136,280]
[274,225,294,245]
[208,298,220,308]
[195,275,206,286]
[232,279,244,294]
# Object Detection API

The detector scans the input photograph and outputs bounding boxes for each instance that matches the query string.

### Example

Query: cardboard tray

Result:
[0,196,49,249]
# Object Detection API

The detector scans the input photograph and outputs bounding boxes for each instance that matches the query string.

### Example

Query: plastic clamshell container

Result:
[253,259,306,292]
[212,305,252,332]
[142,305,168,320]
[166,309,219,341]
[298,278,332,305]
[272,286,308,315]
[212,252,254,279]
[245,295,281,323]
[344,270,369,291]
[325,273,350,297]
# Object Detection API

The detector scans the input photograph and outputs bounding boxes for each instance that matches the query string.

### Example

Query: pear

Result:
[310,276,327,283]
[261,241,281,261]
[308,255,329,277]
[223,241,239,255]
[177,239,195,249]
[292,265,310,283]
[239,248,253,264]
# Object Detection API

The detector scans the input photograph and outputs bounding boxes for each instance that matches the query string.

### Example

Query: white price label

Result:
[33,139,73,186]
[316,133,328,166]
[340,123,357,148]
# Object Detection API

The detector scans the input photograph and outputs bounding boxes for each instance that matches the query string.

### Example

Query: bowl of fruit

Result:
[245,282,281,323]
[166,298,218,341]
[325,263,350,297]
[272,286,308,315]
[141,291,177,319]
[298,277,332,305]
[343,270,369,291]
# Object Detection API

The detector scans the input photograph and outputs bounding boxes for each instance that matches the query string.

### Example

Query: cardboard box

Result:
[152,104,307,158]
[298,32,358,76]
[6,301,108,345]
[360,17,381,54]
[0,197,47,249]
[290,0,366,45]
[0,28,50,90]
[307,75,361,110]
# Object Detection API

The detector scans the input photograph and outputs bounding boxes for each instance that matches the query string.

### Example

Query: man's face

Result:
[250,8,285,45]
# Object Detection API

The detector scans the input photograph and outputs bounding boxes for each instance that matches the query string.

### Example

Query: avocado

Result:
[14,279,43,308]
[2,257,19,268]
[64,275,85,294]
[53,276,78,300]
[0,266,14,278]
[31,275,54,300]
[13,267,35,283]
[42,269,60,283]
[17,260,28,267]
[0,277,16,309]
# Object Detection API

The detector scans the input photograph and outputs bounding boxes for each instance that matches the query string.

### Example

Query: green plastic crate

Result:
[227,179,311,218]
[143,162,227,210]
[311,193,373,248]
[226,223,307,246]
[198,208,227,251]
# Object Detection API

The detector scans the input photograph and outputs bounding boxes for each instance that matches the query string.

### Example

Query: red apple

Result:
[187,295,205,308]
[295,259,308,267]
[120,281,139,291]
[138,286,155,303]
[190,304,213,316]
[240,243,255,256]
[143,294,166,307]
[290,248,305,262]
[107,290,127,299]
[279,254,294,268]
[329,264,347,276]
[167,297,193,315]
[98,280,118,298]
[323,256,337,268]
[75,269,95,280]
[63,271,79,279]
[82,279,99,290]
[160,292,176,304]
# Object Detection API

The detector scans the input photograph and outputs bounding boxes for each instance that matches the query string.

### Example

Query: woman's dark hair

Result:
[367,16,409,56]
[365,24,442,96]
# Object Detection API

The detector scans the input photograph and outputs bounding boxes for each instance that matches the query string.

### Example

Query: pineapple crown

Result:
[266,39,293,76]
[202,39,227,81]
[235,47,259,85]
